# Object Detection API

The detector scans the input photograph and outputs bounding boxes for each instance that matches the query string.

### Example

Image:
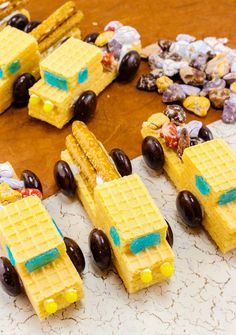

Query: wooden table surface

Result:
[1,0,235,198]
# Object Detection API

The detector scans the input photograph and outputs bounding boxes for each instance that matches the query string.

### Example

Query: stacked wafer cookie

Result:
[0,0,30,29]
[61,122,175,293]
[30,1,83,54]
[64,121,120,194]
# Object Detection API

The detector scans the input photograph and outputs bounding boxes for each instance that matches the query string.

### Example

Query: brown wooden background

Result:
[1,0,235,197]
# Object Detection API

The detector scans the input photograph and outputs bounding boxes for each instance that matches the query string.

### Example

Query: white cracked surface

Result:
[0,120,236,335]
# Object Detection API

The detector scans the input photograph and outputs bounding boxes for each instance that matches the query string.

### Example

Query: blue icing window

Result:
[78,67,88,84]
[8,60,20,74]
[6,245,15,266]
[219,188,236,205]
[195,175,210,195]
[0,68,3,79]
[130,232,160,254]
[44,71,68,91]
[25,248,60,273]
[110,226,120,246]
[52,218,64,239]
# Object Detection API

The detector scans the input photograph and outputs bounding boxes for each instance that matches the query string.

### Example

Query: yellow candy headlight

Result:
[140,268,153,283]
[29,94,40,105]
[43,100,54,113]
[65,288,78,303]
[44,298,58,314]
[160,262,174,278]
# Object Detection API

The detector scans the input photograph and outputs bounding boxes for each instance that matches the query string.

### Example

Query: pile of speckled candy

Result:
[137,33,236,123]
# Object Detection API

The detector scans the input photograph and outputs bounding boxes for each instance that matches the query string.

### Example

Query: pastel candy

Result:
[0,163,14,178]
[0,177,25,189]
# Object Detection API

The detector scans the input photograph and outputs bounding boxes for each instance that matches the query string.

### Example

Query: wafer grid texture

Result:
[183,139,236,197]
[40,38,102,89]
[17,252,83,319]
[0,27,40,112]
[0,196,65,265]
[113,240,174,293]
[0,26,39,71]
[94,174,167,250]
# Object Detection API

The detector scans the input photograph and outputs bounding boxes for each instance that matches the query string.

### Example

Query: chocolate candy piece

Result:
[179,65,206,87]
[209,88,230,109]
[109,148,132,176]
[177,128,190,157]
[64,237,85,275]
[8,13,29,31]
[22,170,43,193]
[118,51,141,81]
[222,99,236,124]
[165,220,174,247]
[89,229,111,270]
[176,191,203,228]
[13,73,36,107]
[83,32,99,44]
[0,257,22,297]
[158,39,172,51]
[54,160,76,197]
[74,90,97,122]
[190,137,205,146]
[142,136,165,171]
[24,20,41,33]
[164,104,186,125]
[162,84,186,103]
[136,73,157,92]
[198,125,213,141]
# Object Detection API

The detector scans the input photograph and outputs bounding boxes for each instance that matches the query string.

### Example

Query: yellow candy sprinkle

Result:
[230,81,236,94]
[95,31,114,47]
[43,100,54,113]
[44,299,58,314]
[160,262,174,278]
[183,96,210,117]
[29,94,40,105]
[156,76,173,94]
[65,289,78,303]
[140,269,153,283]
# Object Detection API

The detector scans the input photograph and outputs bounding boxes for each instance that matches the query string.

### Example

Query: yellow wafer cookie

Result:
[0,0,29,20]
[38,10,83,53]
[66,134,97,190]
[72,121,120,182]
[30,1,76,43]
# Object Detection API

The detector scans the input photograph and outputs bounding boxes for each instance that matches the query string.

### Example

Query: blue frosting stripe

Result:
[78,67,88,84]
[219,188,236,205]
[6,245,15,266]
[25,248,60,273]
[52,218,64,239]
[44,71,68,91]
[0,68,3,79]
[195,175,210,195]
[130,232,161,254]
[110,226,120,246]
[8,60,20,74]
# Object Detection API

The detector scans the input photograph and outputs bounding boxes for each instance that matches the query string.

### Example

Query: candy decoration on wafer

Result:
[0,161,85,319]
[56,122,175,293]
[141,112,236,253]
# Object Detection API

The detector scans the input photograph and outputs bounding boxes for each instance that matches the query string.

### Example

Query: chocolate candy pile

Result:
[137,34,236,123]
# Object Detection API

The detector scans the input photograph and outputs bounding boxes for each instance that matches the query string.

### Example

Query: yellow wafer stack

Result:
[61,122,175,293]
[29,38,117,128]
[0,195,84,319]
[142,114,236,253]
[0,26,40,113]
